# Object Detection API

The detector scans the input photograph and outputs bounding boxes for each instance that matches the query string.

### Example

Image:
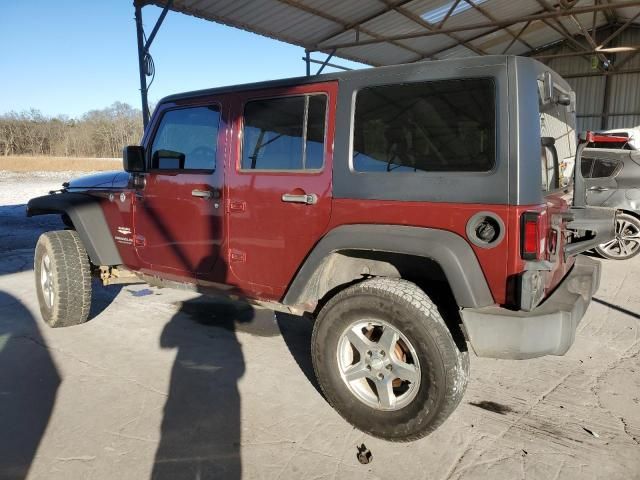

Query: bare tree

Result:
[0,103,143,158]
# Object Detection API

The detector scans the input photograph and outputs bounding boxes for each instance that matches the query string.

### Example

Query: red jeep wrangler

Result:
[28,56,615,441]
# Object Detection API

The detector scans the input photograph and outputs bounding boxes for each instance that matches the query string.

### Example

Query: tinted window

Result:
[241,95,326,170]
[352,79,495,173]
[591,159,620,178]
[151,106,220,170]
[581,158,594,178]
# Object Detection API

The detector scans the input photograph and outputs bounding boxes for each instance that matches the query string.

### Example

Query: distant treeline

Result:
[0,102,143,158]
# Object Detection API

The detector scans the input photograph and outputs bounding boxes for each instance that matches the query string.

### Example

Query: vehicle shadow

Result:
[275,312,322,394]
[0,290,60,480]
[152,295,280,480]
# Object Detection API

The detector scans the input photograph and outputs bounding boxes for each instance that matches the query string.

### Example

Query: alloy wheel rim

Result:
[336,319,421,411]
[599,218,640,258]
[40,254,54,308]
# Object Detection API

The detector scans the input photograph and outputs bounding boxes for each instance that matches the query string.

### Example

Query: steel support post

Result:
[134,4,150,129]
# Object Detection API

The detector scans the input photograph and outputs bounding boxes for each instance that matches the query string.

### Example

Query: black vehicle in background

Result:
[583,147,640,259]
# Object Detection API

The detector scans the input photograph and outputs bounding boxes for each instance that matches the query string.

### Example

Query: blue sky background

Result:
[0,1,365,118]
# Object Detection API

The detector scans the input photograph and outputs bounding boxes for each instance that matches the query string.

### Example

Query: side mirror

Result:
[123,145,146,173]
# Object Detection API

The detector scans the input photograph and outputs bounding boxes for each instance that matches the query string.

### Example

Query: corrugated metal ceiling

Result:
[139,0,640,66]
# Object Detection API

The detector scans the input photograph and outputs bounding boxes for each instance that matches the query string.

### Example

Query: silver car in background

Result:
[582,147,640,259]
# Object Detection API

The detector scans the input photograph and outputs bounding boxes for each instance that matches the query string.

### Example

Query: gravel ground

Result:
[0,172,638,480]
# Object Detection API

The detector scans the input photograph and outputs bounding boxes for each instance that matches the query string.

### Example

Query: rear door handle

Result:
[588,186,609,192]
[192,189,213,199]
[281,193,318,205]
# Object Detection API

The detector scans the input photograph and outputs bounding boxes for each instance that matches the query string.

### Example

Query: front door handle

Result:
[281,193,318,205]
[588,186,609,192]
[192,189,213,199]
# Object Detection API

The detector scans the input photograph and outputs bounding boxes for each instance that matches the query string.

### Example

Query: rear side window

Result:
[151,106,220,170]
[241,95,326,170]
[591,158,621,178]
[352,78,495,173]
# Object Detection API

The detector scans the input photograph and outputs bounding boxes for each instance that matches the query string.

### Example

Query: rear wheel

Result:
[311,277,469,441]
[34,230,92,327]
[595,212,640,260]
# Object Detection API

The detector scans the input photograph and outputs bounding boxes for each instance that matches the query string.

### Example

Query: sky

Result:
[0,1,365,118]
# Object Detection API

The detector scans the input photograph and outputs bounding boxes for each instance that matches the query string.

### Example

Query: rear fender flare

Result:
[27,193,122,266]
[283,225,494,309]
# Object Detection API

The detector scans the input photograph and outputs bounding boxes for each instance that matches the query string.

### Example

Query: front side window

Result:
[151,106,220,170]
[352,78,495,173]
[241,94,326,170]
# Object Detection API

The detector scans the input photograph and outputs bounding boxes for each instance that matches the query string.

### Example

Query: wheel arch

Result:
[282,225,494,312]
[27,193,122,266]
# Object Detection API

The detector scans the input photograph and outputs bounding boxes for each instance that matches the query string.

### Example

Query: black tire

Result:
[34,230,92,328]
[594,212,640,260]
[311,277,469,442]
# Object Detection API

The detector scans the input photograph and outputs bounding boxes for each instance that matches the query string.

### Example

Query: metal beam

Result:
[502,21,532,54]
[438,0,462,29]
[144,0,173,51]
[305,49,311,76]
[303,56,352,72]
[600,11,640,47]
[134,4,150,128]
[316,49,337,74]
[463,0,536,51]
[276,0,425,61]
[318,2,640,50]
[314,0,414,46]
[380,0,488,57]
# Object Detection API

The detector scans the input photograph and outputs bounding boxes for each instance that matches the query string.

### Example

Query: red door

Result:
[134,100,228,280]
[226,82,337,300]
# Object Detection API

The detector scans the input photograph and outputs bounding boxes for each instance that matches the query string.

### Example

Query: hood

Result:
[65,171,130,190]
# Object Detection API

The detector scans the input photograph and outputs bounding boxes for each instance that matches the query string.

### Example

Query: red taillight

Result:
[521,211,541,260]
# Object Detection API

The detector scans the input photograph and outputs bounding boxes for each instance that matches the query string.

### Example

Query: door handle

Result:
[192,189,213,199]
[281,193,318,205]
[588,186,609,192]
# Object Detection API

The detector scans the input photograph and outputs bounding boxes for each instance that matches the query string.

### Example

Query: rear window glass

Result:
[352,78,495,173]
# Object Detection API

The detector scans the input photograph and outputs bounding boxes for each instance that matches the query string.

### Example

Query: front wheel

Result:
[34,230,92,327]
[311,277,469,442]
[595,212,640,260]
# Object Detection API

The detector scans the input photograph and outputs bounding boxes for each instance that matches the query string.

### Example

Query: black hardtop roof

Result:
[159,55,532,105]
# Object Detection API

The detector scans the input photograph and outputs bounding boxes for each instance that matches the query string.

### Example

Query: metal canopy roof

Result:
[137,0,640,66]
[132,0,640,127]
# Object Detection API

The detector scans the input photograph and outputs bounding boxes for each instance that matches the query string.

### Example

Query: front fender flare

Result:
[27,193,123,266]
[283,225,494,309]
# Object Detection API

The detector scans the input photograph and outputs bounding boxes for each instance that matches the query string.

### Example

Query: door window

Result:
[241,95,327,171]
[150,106,220,170]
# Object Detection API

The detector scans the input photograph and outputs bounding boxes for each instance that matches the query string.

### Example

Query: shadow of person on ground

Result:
[152,295,280,479]
[0,290,60,480]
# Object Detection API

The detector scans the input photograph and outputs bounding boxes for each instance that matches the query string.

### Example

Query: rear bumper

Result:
[460,255,600,359]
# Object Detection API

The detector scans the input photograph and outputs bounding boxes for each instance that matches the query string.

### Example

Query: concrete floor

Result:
[0,173,639,480]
